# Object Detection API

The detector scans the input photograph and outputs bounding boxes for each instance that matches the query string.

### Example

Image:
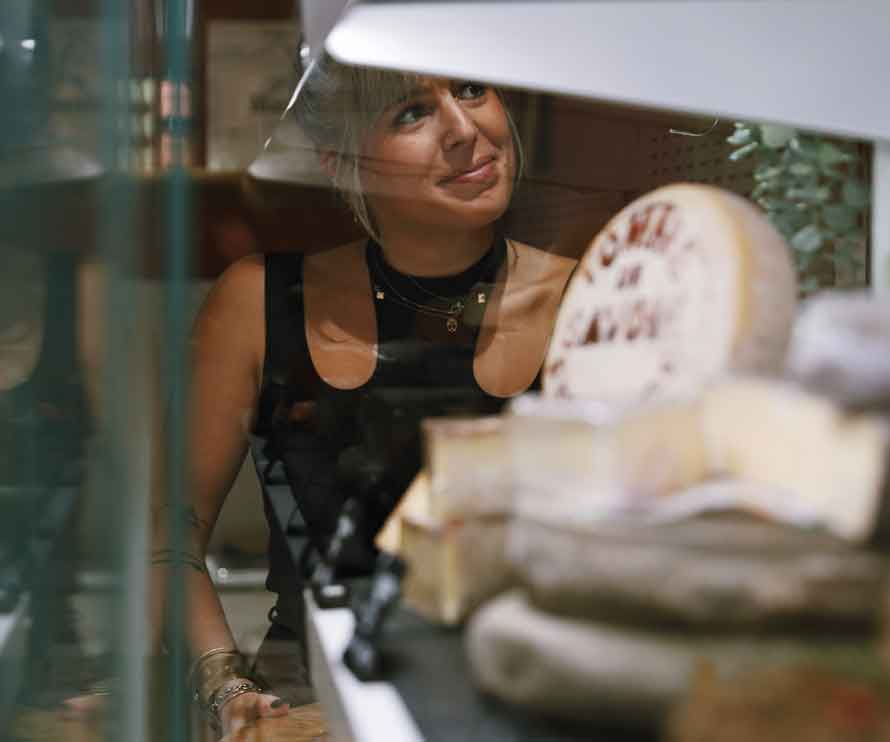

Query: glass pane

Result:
[2,3,882,742]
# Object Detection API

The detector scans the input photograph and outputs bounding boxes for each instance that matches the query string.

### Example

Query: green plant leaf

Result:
[752,180,785,200]
[799,275,821,294]
[789,137,821,160]
[788,162,816,178]
[727,128,754,146]
[760,124,797,148]
[786,185,832,203]
[728,141,759,161]
[791,224,824,253]
[796,250,815,271]
[842,180,870,209]
[822,204,859,232]
[754,165,784,182]
[818,141,855,166]
[770,208,808,238]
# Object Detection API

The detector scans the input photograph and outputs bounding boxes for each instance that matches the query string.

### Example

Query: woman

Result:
[167,56,577,737]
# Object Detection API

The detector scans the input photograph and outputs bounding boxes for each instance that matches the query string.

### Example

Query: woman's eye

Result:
[456,82,487,100]
[393,104,428,127]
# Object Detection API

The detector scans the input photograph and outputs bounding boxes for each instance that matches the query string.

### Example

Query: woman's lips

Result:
[442,157,497,185]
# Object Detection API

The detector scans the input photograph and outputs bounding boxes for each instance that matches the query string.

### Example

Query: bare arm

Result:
[149,254,288,732]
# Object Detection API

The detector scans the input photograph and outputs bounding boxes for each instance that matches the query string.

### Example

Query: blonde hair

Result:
[292,55,525,240]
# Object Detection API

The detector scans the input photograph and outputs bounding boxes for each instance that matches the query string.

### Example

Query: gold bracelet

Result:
[189,648,247,708]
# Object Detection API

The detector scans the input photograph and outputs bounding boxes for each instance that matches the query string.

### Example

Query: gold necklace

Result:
[372,271,477,334]
[370,247,489,334]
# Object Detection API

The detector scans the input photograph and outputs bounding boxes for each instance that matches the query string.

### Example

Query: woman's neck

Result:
[373,224,496,277]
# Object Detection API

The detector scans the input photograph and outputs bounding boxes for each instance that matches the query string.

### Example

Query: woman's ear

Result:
[318,150,338,180]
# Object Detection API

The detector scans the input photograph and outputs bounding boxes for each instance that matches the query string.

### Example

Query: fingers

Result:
[222,692,291,737]
[258,693,291,717]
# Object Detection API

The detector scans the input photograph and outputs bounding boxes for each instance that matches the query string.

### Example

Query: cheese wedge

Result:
[701,377,890,541]
[509,394,709,524]
[400,513,511,625]
[544,184,797,404]
[510,378,890,542]
[421,416,511,519]
[375,470,430,554]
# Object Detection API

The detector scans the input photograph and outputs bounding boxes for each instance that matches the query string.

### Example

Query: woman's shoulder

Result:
[202,253,266,320]
[193,254,266,364]
[507,239,578,285]
[303,240,366,285]
[214,252,266,291]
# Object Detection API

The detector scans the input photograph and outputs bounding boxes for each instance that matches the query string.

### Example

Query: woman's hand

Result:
[220,691,290,737]
[220,702,328,742]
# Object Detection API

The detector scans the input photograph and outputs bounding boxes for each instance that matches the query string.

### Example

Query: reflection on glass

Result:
[0,1,878,741]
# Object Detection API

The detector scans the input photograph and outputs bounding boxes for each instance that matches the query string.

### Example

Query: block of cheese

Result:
[543,184,797,404]
[421,416,511,519]
[701,377,890,541]
[375,470,430,554]
[509,394,709,525]
[400,512,512,625]
[510,378,890,543]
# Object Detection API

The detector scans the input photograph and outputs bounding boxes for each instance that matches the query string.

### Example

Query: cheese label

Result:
[544,184,797,404]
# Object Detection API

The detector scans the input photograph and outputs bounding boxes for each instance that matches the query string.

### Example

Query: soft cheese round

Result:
[543,184,798,403]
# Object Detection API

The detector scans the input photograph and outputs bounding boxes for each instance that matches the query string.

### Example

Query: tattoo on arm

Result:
[150,548,209,575]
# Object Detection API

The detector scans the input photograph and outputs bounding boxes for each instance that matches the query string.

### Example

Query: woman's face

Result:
[359,78,516,237]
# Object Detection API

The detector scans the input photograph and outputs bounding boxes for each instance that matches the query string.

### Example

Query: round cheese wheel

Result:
[543,184,798,403]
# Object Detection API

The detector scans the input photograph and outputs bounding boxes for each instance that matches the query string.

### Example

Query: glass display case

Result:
[0,1,886,741]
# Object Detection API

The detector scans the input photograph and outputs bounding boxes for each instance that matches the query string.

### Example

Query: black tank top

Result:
[250,238,528,593]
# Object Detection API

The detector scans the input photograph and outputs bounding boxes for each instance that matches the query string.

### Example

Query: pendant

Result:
[446,317,459,333]
[450,300,464,314]
[375,286,385,301]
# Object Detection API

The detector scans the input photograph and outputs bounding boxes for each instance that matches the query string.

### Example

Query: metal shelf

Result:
[324,0,890,294]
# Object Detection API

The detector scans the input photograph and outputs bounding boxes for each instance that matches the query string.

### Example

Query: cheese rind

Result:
[466,590,872,727]
[509,514,886,628]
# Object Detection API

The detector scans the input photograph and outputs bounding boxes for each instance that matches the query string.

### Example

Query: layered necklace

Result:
[368,237,506,334]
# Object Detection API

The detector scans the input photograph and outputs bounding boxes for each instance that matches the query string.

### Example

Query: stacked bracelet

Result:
[189,648,247,708]
[207,678,263,726]
[189,648,263,730]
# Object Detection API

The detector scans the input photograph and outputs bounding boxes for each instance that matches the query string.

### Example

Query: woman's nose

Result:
[440,96,477,150]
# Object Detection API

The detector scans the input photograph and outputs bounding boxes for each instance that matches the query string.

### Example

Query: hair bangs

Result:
[350,67,425,130]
